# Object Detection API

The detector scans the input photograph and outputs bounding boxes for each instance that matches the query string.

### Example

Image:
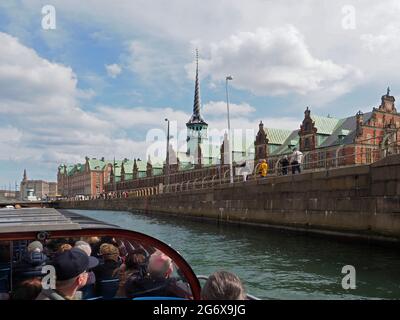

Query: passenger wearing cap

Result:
[74,241,96,298]
[36,248,98,300]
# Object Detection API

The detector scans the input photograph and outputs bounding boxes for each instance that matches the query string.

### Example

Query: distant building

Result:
[0,190,20,201]
[57,53,400,196]
[57,157,113,197]
[20,169,58,200]
[256,88,400,171]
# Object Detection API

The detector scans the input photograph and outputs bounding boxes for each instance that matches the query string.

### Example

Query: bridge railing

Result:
[64,145,398,201]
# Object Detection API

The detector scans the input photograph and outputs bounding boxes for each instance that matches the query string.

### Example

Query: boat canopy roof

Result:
[0,208,119,234]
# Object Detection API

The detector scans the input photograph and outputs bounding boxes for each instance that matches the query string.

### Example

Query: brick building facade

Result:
[59,89,400,197]
[57,157,112,197]
[255,89,400,171]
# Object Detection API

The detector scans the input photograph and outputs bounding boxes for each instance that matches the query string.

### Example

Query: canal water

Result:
[73,209,400,300]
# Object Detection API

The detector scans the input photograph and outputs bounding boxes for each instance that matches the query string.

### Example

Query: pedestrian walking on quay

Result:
[280,155,289,176]
[259,159,268,178]
[290,148,303,174]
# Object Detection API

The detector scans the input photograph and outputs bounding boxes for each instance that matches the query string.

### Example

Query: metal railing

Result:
[63,143,399,201]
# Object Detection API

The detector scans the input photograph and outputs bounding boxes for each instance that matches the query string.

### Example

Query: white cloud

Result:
[361,24,400,54]
[189,26,361,98]
[105,63,122,78]
[4,0,400,105]
[126,40,185,85]
[4,1,400,184]
[203,101,255,117]
[0,32,158,168]
[96,105,190,130]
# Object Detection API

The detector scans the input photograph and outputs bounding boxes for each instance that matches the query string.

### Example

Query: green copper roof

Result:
[135,160,147,171]
[311,115,343,135]
[270,130,300,156]
[265,128,293,145]
[67,163,85,176]
[88,159,107,171]
[121,160,134,174]
[148,156,164,169]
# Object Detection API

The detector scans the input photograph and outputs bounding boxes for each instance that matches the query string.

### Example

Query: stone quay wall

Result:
[55,154,400,243]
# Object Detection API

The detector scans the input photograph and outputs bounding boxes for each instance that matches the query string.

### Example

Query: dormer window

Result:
[338,129,349,142]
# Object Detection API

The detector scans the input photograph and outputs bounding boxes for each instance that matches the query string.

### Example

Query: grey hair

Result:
[74,241,92,256]
[201,271,246,300]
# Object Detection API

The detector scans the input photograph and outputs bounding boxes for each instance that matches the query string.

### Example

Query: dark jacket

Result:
[125,275,191,299]
[280,158,289,167]
[93,260,120,280]
[13,251,48,282]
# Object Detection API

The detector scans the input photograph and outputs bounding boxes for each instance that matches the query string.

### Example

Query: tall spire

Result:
[193,49,201,117]
[23,169,27,182]
[187,49,206,125]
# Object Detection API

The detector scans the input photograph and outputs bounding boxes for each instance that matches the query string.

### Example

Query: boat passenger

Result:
[28,241,44,253]
[93,243,121,281]
[57,243,72,254]
[11,278,42,300]
[36,248,99,300]
[0,241,10,300]
[74,241,96,298]
[92,236,117,258]
[74,241,92,256]
[117,250,147,297]
[201,270,246,300]
[125,250,191,299]
[13,241,48,284]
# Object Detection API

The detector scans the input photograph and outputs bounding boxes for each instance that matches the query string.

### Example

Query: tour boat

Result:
[0,207,259,300]
[0,208,201,300]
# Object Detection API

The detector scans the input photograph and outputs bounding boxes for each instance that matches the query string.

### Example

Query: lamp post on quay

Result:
[165,118,170,186]
[225,75,234,183]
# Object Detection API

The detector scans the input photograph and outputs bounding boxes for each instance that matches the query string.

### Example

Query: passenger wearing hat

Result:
[74,241,96,298]
[93,243,121,281]
[36,248,98,300]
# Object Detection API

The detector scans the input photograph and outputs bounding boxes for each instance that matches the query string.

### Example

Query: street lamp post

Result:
[226,75,234,183]
[165,118,170,186]
[113,157,116,192]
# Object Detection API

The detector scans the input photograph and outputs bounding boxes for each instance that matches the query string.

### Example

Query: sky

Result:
[0,0,400,188]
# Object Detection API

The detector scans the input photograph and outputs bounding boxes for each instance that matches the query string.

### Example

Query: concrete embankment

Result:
[55,155,400,244]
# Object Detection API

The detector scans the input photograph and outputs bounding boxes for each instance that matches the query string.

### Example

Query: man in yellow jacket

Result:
[259,159,268,178]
